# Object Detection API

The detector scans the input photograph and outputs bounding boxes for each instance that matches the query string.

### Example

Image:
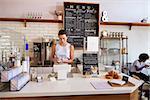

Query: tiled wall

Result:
[0,21,83,62]
[0,21,62,41]
[0,21,60,61]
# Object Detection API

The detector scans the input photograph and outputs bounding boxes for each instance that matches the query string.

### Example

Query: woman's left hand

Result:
[145,65,149,68]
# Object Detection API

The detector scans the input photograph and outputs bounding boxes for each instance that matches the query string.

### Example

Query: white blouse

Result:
[130,60,146,73]
[55,43,71,60]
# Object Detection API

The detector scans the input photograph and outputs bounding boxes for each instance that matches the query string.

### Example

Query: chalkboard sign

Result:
[83,53,99,75]
[67,36,84,48]
[64,2,99,48]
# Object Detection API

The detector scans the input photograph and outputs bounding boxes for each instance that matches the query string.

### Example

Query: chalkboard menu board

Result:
[67,36,84,48]
[64,2,99,48]
[83,53,99,75]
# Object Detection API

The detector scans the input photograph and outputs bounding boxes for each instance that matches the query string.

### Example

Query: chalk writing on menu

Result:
[64,2,99,48]
[83,53,98,75]
[67,37,84,48]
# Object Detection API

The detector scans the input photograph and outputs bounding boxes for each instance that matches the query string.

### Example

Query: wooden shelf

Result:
[100,22,150,30]
[101,37,128,39]
[1,18,150,29]
[0,18,63,27]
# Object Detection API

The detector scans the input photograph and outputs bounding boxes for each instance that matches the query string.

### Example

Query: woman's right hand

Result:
[54,56,63,63]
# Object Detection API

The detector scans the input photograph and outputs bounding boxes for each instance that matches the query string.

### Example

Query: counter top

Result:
[0,73,143,98]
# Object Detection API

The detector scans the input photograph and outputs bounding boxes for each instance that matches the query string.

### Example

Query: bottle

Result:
[115,61,121,73]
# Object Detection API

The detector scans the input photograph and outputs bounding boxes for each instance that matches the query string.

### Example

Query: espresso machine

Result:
[32,38,53,66]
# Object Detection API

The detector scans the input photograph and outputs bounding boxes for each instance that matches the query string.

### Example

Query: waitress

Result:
[50,29,74,64]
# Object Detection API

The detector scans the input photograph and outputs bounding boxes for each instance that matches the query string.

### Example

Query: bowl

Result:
[105,66,114,72]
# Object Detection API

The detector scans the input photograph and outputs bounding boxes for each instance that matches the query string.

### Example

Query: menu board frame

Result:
[64,2,99,48]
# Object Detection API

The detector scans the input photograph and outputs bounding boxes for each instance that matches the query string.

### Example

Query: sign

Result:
[83,53,99,75]
[64,2,99,48]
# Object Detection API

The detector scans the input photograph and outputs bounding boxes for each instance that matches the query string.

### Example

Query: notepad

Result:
[141,68,150,76]
[90,81,112,90]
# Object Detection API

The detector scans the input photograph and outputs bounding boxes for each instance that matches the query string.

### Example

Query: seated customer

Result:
[50,29,74,64]
[129,53,149,82]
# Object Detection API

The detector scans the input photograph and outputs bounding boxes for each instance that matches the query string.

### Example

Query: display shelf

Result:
[100,22,150,30]
[121,51,128,55]
[101,37,128,40]
[0,18,63,27]
[100,36,128,69]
